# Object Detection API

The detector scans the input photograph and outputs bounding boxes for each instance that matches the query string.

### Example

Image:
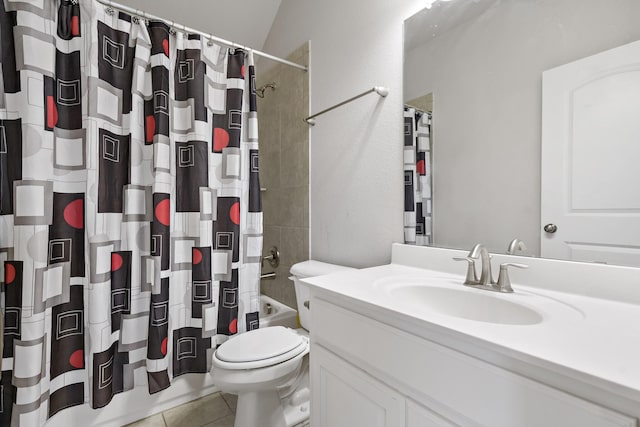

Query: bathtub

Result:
[259,294,299,329]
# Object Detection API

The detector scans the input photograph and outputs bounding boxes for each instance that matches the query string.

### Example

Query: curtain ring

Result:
[207,34,215,47]
[105,6,114,15]
[169,20,176,35]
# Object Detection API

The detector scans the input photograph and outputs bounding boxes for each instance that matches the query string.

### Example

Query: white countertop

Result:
[303,248,640,409]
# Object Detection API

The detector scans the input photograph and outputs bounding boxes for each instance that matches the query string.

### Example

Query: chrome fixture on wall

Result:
[261,247,279,280]
[256,82,277,98]
[263,246,280,268]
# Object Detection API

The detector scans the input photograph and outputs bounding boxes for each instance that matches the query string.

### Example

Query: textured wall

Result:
[263,0,425,268]
[257,43,310,308]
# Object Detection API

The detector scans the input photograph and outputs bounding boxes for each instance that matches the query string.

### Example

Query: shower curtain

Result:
[0,0,263,425]
[403,107,432,245]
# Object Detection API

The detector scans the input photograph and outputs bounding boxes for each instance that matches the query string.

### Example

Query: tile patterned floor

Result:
[125,392,237,427]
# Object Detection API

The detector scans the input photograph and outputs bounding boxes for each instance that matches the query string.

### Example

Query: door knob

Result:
[543,223,558,233]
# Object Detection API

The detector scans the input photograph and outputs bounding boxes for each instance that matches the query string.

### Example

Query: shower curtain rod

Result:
[94,0,309,72]
[305,86,389,126]
[404,104,432,115]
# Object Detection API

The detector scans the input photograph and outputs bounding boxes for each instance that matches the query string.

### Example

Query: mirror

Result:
[403,0,640,267]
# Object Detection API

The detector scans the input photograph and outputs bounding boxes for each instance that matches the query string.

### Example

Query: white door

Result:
[310,344,405,427]
[541,40,640,266]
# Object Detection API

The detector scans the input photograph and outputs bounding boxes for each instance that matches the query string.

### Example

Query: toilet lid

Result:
[216,326,304,364]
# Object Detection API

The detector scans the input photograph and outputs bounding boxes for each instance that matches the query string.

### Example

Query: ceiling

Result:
[404,0,499,52]
[114,0,282,50]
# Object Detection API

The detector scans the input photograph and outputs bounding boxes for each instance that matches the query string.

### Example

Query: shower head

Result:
[256,82,277,98]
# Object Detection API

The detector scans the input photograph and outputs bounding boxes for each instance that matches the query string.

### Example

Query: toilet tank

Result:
[289,261,355,331]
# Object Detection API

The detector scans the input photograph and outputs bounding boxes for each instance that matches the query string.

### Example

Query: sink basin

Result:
[372,275,584,326]
[388,284,543,325]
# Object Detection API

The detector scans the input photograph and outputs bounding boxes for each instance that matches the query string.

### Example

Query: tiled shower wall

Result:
[258,43,309,308]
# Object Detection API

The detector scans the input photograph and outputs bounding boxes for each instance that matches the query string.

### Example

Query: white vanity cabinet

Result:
[312,344,405,427]
[312,342,454,427]
[310,296,637,427]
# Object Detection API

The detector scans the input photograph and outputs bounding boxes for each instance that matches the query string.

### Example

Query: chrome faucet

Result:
[506,238,527,255]
[453,243,528,293]
[468,243,493,286]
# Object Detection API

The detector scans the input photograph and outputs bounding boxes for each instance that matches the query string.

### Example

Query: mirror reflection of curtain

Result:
[403,107,432,245]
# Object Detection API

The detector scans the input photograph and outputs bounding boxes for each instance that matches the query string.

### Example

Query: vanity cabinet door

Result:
[310,344,405,427]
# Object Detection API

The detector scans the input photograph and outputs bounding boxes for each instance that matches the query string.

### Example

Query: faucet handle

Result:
[453,257,479,285]
[501,262,528,269]
[496,263,528,293]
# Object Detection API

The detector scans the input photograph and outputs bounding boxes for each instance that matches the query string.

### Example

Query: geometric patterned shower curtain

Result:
[0,0,262,424]
[403,106,432,246]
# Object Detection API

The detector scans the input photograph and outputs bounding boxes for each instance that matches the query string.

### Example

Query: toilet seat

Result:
[214,326,309,370]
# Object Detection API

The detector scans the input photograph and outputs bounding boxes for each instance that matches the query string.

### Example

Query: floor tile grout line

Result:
[131,392,235,427]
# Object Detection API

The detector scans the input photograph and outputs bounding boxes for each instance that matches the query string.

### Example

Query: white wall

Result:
[404,0,640,255]
[114,0,281,49]
[263,0,425,268]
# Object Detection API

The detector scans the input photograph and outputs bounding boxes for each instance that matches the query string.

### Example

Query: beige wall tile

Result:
[262,188,282,227]
[256,111,281,155]
[260,279,278,301]
[287,43,309,63]
[263,225,282,253]
[258,42,309,310]
[261,272,297,308]
[259,148,281,189]
[280,139,309,187]
[280,227,309,267]
[278,186,308,228]
[256,65,279,90]
[278,272,298,308]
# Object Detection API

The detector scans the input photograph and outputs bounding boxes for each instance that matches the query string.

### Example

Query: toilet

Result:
[211,260,354,427]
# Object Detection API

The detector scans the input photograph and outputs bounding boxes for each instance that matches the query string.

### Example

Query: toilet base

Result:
[232,359,310,427]
[232,387,310,427]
